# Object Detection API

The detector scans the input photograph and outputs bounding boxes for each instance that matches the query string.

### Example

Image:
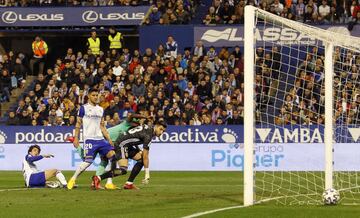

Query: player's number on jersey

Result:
[128,126,144,134]
[84,143,93,150]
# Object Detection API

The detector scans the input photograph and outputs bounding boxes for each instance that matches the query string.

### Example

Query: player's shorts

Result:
[29,172,46,188]
[115,145,140,160]
[84,139,114,162]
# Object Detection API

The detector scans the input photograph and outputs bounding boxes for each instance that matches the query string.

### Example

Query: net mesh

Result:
[252,8,360,205]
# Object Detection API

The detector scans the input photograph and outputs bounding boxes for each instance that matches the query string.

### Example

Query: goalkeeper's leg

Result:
[96,156,117,189]
[92,159,128,190]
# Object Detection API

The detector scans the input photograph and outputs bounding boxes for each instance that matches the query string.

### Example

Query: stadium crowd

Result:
[0,51,28,103]
[256,44,360,125]
[202,0,358,25]
[0,0,199,25]
[0,0,151,6]
[4,34,245,126]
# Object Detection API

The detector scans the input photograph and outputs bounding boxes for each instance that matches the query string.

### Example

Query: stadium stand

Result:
[3,0,359,126]
[4,35,245,126]
[201,0,353,25]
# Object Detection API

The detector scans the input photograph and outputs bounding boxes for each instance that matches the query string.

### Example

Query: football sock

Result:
[96,159,108,176]
[71,161,91,180]
[127,162,143,183]
[99,171,114,180]
[106,178,113,185]
[100,167,127,180]
[56,171,67,185]
[76,146,85,160]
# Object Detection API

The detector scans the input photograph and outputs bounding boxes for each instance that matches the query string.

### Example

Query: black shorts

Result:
[115,145,140,160]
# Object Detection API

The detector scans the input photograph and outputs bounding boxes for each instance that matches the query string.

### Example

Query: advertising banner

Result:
[0,126,359,144]
[0,6,149,26]
[0,126,243,144]
[194,26,360,47]
[140,25,360,52]
[0,142,359,171]
[0,125,359,171]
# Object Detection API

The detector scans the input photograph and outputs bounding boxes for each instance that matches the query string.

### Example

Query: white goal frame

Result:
[243,5,339,206]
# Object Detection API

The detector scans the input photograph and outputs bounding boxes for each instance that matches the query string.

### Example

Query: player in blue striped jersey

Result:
[22,144,67,188]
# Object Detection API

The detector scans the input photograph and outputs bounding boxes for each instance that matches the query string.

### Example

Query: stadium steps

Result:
[0,76,36,120]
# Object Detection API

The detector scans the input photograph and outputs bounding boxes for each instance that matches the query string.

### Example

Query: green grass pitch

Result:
[0,171,360,218]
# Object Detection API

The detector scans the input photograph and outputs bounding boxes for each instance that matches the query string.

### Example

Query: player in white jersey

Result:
[22,144,67,188]
[67,88,116,189]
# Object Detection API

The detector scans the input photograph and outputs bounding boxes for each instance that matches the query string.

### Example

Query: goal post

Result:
[244,5,360,206]
[243,5,255,207]
[324,42,333,191]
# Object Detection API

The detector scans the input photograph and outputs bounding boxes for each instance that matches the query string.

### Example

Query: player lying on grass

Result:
[67,113,152,189]
[67,88,116,190]
[92,121,167,190]
[22,144,67,188]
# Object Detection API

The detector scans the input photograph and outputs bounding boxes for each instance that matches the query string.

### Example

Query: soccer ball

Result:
[322,188,340,205]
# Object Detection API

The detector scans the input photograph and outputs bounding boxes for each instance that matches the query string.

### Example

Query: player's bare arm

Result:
[73,116,82,148]
[100,118,113,146]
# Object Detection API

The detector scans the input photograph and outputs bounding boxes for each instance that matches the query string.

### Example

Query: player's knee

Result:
[137,158,143,164]
[106,150,115,159]
[119,166,128,175]
[50,169,57,176]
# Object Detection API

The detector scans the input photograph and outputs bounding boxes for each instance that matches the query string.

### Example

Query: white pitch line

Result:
[0,187,53,192]
[181,205,248,218]
[0,188,30,192]
[182,186,360,218]
[181,197,284,218]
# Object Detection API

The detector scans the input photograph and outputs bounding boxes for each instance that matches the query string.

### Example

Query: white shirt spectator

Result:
[113,65,124,76]
[318,4,330,17]
[56,108,63,118]
[165,36,178,59]
[272,0,284,14]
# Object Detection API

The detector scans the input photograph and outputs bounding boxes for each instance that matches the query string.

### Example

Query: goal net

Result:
[243,5,360,205]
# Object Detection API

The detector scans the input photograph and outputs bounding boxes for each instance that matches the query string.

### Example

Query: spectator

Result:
[108,27,123,54]
[112,60,124,76]
[162,8,173,25]
[175,4,190,24]
[18,110,32,125]
[13,57,27,83]
[149,6,162,24]
[271,0,284,15]
[0,69,11,102]
[87,30,100,56]
[165,36,178,59]
[132,78,146,97]
[227,109,243,124]
[318,0,331,23]
[30,36,48,75]
[6,111,19,125]
[193,40,206,60]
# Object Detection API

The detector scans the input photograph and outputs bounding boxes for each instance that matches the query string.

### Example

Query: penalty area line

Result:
[181,197,289,218]
[183,187,360,217]
[181,205,248,218]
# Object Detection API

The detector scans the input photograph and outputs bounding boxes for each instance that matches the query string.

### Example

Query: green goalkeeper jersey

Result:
[108,119,139,142]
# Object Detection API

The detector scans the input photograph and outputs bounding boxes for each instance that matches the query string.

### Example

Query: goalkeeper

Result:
[67,113,151,189]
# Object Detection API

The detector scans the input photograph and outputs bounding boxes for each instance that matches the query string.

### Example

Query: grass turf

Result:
[0,171,359,218]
